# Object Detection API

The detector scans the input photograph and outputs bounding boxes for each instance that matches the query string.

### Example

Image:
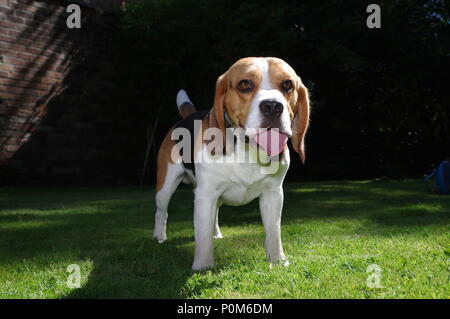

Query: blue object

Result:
[424,161,450,194]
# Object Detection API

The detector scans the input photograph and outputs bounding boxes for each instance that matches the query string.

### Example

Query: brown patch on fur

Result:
[267,57,297,119]
[267,57,310,163]
[212,58,261,128]
[203,112,222,156]
[209,74,228,137]
[157,113,212,192]
[291,77,310,163]
[156,129,178,192]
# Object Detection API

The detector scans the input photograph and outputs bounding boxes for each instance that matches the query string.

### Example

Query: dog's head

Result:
[209,57,310,162]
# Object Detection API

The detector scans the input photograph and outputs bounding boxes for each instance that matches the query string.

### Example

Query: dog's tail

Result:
[176,89,196,119]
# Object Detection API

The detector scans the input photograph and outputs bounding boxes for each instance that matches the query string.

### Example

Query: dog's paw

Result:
[213,232,223,239]
[153,236,166,244]
[152,230,167,244]
[192,258,215,271]
[268,257,289,270]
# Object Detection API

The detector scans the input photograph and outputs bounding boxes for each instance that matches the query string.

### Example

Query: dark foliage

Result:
[117,0,449,182]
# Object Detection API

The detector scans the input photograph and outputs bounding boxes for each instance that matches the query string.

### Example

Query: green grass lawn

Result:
[0,180,448,299]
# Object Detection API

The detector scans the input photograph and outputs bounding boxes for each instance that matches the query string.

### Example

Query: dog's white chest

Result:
[220,179,266,206]
[196,146,290,206]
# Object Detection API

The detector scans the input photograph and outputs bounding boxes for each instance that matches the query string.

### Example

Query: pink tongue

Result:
[255,130,288,156]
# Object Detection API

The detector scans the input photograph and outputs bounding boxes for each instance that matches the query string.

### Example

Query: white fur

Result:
[245,59,293,138]
[176,89,192,108]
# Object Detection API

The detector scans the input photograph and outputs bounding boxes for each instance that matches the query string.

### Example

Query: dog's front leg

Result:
[259,187,287,264]
[192,190,218,271]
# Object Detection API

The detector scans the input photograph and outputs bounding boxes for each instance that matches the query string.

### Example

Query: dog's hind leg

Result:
[153,162,184,243]
[213,205,223,239]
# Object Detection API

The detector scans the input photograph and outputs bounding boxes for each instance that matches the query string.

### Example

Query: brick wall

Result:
[0,0,141,185]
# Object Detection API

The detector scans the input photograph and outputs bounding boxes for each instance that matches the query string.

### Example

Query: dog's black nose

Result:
[259,100,283,118]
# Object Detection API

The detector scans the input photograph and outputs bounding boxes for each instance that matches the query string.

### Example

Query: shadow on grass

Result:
[288,180,450,226]
[0,187,197,298]
[0,180,449,298]
[218,180,450,228]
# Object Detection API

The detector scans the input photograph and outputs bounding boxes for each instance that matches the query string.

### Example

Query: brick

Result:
[14,9,32,19]
[6,122,23,130]
[7,51,37,61]
[38,76,57,85]
[3,128,21,137]
[9,115,26,123]
[16,101,37,108]
[0,136,11,144]
[0,151,15,161]
[7,28,33,39]
[0,34,10,41]
[6,14,24,24]
[6,94,38,104]
[5,144,21,152]
[15,0,37,6]
[15,108,33,117]
[3,85,41,97]
[9,137,22,144]
[0,78,49,90]
[6,44,28,54]
[5,57,28,66]
[0,63,15,73]
[0,6,8,14]
[0,105,18,115]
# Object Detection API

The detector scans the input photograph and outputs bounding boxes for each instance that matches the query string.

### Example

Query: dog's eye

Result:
[281,80,293,92]
[237,79,254,93]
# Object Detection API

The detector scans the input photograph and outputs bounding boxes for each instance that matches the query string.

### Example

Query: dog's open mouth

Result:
[253,129,289,156]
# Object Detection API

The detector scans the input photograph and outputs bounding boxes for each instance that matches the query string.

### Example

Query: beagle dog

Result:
[153,57,310,270]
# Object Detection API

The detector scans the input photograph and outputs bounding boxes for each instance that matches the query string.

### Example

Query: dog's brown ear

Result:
[291,76,310,163]
[209,73,228,137]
